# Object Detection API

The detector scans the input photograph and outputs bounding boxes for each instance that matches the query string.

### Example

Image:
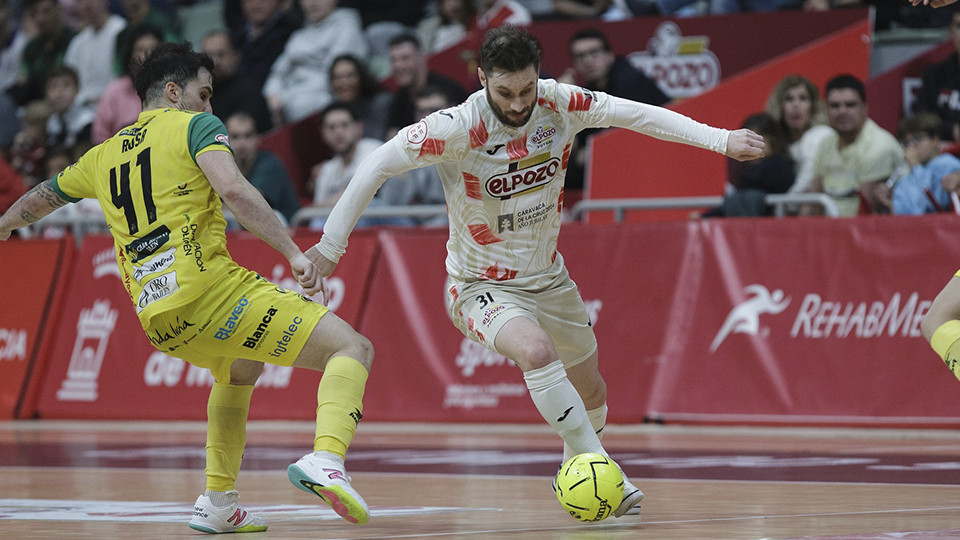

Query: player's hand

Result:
[725,128,765,162]
[305,245,337,277]
[290,252,329,304]
[909,0,958,7]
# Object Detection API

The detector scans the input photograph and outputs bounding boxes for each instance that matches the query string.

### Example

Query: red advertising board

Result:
[0,238,70,418]
[33,230,378,420]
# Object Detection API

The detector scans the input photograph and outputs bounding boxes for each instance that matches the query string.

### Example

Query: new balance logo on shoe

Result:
[227,508,247,525]
[324,468,347,482]
[556,406,574,422]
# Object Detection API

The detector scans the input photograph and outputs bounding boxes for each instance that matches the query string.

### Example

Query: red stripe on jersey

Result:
[448,285,459,303]
[506,135,528,160]
[558,187,564,213]
[568,91,593,112]
[551,250,557,264]
[561,143,571,170]
[468,223,503,245]
[538,97,558,113]
[481,262,518,281]
[462,171,483,200]
[469,118,488,148]
[418,138,446,158]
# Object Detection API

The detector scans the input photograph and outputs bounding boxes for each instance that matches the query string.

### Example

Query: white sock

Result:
[313,450,344,464]
[524,360,605,460]
[564,403,607,463]
[205,489,237,507]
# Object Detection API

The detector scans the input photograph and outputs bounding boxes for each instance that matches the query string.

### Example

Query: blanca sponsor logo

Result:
[485,157,561,199]
[132,247,176,284]
[267,316,303,358]
[125,225,171,263]
[0,328,27,361]
[214,296,248,340]
[136,271,180,313]
[710,285,790,352]
[626,21,720,99]
[243,307,278,350]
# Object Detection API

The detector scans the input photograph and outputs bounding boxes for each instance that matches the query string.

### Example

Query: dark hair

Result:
[742,112,789,157]
[23,0,55,12]
[45,64,79,88]
[134,41,214,105]
[388,33,421,51]
[320,101,361,124]
[329,54,384,100]
[121,23,165,78]
[825,74,866,103]
[897,111,942,140]
[569,28,611,53]
[480,25,540,74]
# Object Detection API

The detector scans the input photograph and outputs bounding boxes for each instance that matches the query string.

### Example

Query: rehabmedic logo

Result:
[710,284,931,353]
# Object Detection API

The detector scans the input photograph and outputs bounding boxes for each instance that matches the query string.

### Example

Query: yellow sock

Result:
[205,382,253,492]
[315,356,368,457]
[931,320,960,381]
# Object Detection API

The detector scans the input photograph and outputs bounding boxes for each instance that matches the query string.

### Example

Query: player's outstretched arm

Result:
[909,0,957,7]
[198,149,301,261]
[726,128,765,162]
[0,179,69,240]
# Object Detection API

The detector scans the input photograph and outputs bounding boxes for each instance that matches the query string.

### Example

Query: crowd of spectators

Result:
[0,0,957,226]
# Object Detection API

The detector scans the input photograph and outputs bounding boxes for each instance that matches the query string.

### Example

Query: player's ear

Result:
[164,81,180,103]
[478,67,486,89]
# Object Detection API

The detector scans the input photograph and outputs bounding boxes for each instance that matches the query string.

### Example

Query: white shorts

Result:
[445,254,598,369]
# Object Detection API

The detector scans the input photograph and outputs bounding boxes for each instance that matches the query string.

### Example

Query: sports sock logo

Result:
[556,406,574,422]
[350,408,362,425]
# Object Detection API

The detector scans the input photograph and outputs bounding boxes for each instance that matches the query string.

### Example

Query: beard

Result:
[485,86,535,128]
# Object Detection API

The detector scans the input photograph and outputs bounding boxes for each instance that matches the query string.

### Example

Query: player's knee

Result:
[921,313,939,344]
[343,332,374,372]
[229,359,264,385]
[513,339,557,371]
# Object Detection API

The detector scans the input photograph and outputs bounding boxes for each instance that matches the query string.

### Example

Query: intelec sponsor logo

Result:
[214,296,248,340]
[268,316,303,358]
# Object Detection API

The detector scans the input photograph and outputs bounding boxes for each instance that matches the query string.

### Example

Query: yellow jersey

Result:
[53,108,237,324]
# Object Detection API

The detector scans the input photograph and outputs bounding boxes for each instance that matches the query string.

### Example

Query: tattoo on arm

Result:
[35,181,69,211]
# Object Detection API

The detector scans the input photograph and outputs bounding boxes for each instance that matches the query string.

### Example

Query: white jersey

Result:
[397,79,611,281]
[316,78,730,282]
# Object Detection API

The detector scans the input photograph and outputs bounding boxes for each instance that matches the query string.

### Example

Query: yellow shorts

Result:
[143,266,328,383]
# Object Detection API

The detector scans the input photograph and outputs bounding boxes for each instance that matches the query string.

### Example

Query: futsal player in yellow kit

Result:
[0,42,372,533]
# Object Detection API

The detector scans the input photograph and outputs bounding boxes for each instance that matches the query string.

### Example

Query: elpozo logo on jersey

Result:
[485,156,561,199]
[710,284,930,353]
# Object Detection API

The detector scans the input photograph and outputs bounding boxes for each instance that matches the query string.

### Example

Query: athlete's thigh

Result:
[446,278,537,356]
[535,272,598,369]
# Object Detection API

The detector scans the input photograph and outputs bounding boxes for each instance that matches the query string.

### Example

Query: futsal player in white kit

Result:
[308,25,764,517]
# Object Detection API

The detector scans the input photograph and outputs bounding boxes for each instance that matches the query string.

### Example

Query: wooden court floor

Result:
[2,420,960,539]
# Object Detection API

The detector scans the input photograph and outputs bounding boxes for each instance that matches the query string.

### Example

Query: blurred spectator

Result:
[229,0,299,91]
[225,111,301,222]
[9,0,76,106]
[44,64,94,149]
[0,91,18,152]
[310,102,382,210]
[263,0,368,124]
[92,23,162,144]
[477,0,533,27]
[378,84,451,226]
[417,0,476,54]
[201,29,272,134]
[0,0,28,92]
[10,99,52,186]
[329,54,392,140]
[114,0,179,74]
[764,74,833,195]
[914,7,960,143]
[385,33,467,137]
[802,0,861,11]
[63,0,125,107]
[806,74,902,216]
[560,27,669,190]
[0,153,26,214]
[351,0,425,29]
[623,0,802,16]
[891,112,960,214]
[552,0,612,18]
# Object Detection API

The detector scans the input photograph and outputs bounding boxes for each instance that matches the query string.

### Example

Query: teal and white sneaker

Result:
[287,452,369,525]
[188,491,267,534]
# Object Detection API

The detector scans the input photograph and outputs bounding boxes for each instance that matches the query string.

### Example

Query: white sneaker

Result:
[188,491,268,534]
[614,476,644,518]
[287,452,370,525]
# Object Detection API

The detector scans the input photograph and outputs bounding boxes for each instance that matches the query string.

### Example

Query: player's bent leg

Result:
[287,312,372,525]
[922,275,960,381]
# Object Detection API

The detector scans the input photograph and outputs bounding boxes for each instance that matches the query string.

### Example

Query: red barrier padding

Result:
[33,230,378,420]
